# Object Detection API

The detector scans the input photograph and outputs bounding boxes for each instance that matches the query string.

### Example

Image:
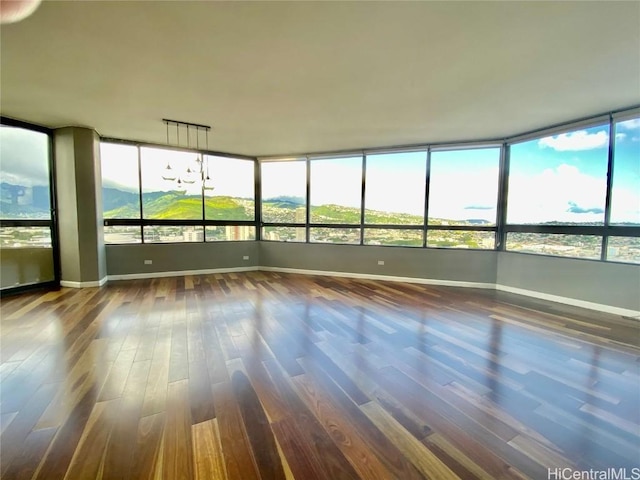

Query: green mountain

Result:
[103,188,485,226]
[103,190,253,220]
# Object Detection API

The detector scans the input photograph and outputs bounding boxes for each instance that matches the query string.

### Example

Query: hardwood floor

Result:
[1,271,638,479]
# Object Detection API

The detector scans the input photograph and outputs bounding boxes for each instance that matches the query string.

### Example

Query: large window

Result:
[507,124,609,225]
[101,143,140,219]
[364,151,426,225]
[99,108,638,264]
[261,160,306,241]
[504,119,639,263]
[141,147,203,221]
[428,147,499,250]
[0,122,56,289]
[310,156,362,224]
[261,160,306,223]
[429,148,499,226]
[204,155,255,221]
[0,126,51,221]
[309,156,362,244]
[610,117,640,226]
[101,142,256,244]
[101,143,141,243]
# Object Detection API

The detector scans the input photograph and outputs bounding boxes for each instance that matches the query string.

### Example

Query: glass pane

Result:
[0,227,54,288]
[143,225,204,243]
[507,125,609,225]
[365,151,426,225]
[607,236,640,264]
[0,125,50,219]
[364,228,423,247]
[0,226,51,248]
[205,226,256,241]
[204,156,255,221]
[104,226,142,244]
[261,161,306,223]
[262,226,305,242]
[429,148,499,226]
[310,227,360,244]
[141,147,203,220]
[610,118,640,225]
[427,230,495,249]
[310,156,361,224]
[101,143,140,219]
[506,233,601,259]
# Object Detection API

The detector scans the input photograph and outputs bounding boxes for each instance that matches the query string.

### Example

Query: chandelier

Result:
[161,118,214,192]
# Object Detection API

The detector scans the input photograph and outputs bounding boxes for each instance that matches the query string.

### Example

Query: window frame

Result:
[101,137,257,244]
[0,116,61,294]
[501,113,640,264]
[100,107,639,265]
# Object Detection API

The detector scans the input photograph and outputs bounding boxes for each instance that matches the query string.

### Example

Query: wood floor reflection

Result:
[1,271,638,479]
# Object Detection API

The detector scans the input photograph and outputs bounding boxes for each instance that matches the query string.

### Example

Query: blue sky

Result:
[508,122,639,224]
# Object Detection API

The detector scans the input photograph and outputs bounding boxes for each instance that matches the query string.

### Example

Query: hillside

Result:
[103,189,254,220]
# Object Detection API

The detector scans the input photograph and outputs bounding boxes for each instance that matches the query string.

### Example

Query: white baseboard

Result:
[60,277,108,288]
[260,266,495,289]
[107,266,259,281]
[62,265,637,319]
[495,284,640,318]
[264,267,639,318]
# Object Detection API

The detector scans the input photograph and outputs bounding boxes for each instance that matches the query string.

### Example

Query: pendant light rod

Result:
[161,118,214,191]
[162,118,211,133]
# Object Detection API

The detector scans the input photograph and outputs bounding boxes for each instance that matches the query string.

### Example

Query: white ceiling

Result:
[1,1,639,157]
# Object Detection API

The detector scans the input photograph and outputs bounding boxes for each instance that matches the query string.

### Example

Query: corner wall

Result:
[496,252,640,313]
[104,241,640,316]
[106,242,259,278]
[259,242,498,285]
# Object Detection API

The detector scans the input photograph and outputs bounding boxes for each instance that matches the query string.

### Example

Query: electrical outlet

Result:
[377,260,385,265]
[243,255,249,260]
[144,259,152,265]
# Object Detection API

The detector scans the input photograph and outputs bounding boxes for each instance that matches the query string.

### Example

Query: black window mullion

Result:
[137,145,145,243]
[359,154,366,246]
[601,114,615,260]
[305,156,310,243]
[423,148,431,248]
[496,142,509,251]
[47,132,61,284]
[255,159,262,240]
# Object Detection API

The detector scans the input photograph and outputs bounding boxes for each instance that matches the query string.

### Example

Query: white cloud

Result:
[618,118,640,131]
[0,127,50,186]
[507,163,608,223]
[427,167,499,221]
[538,130,609,152]
[615,132,627,141]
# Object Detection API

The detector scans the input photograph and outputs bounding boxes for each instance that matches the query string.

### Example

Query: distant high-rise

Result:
[183,227,204,242]
[225,225,251,241]
[295,207,306,241]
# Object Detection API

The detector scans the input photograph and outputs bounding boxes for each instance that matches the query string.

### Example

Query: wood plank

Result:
[230,369,286,480]
[101,358,152,479]
[292,371,417,480]
[213,381,261,480]
[162,379,194,480]
[63,398,120,480]
[130,412,165,480]
[360,401,460,479]
[192,419,228,480]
